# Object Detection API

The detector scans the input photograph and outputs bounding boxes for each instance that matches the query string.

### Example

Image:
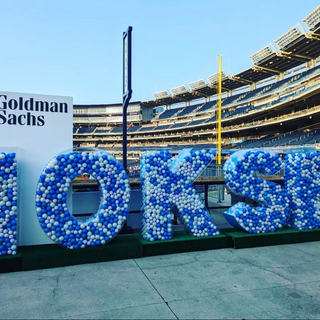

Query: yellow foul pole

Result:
[217,55,222,165]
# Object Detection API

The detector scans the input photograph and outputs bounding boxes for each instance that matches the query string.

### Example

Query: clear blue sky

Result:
[0,0,319,104]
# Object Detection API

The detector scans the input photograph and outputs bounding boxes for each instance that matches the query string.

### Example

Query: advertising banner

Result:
[0,91,73,246]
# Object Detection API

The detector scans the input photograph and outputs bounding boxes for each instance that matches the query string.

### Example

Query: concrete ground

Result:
[2,196,320,319]
[1,240,320,319]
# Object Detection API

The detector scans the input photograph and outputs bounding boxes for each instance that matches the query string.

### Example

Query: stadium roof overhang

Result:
[313,24,320,36]
[142,6,320,109]
[74,101,141,109]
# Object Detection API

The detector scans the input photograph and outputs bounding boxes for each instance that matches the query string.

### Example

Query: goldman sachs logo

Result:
[0,95,69,127]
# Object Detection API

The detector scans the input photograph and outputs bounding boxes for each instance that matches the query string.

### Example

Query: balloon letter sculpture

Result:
[285,152,320,230]
[35,148,130,249]
[223,149,290,233]
[0,152,18,255]
[140,149,220,241]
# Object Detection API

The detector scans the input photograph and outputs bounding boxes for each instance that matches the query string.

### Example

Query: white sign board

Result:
[0,91,73,246]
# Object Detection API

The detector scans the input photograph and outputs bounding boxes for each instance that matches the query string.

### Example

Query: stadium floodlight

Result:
[274,24,304,50]
[303,5,320,31]
[171,85,189,96]
[154,90,172,100]
[189,79,208,90]
[208,71,227,85]
[250,44,274,65]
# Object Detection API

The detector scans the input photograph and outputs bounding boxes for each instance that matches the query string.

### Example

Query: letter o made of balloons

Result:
[35,149,130,249]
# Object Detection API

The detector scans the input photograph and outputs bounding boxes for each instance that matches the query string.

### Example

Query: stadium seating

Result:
[154,124,172,131]
[139,126,156,132]
[176,103,203,117]
[204,115,216,123]
[221,92,246,106]
[197,101,216,113]
[221,104,252,120]
[287,129,320,146]
[171,122,189,129]
[187,119,207,127]
[262,131,304,147]
[158,108,181,119]
[78,127,95,134]
[230,130,320,150]
[95,128,111,133]
[73,58,320,160]
[128,125,142,132]
[110,126,123,133]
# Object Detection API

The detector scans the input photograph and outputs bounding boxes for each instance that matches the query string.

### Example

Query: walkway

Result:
[1,240,320,319]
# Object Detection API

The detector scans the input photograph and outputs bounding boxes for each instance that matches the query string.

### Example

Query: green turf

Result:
[0,249,23,273]
[21,234,143,271]
[135,230,232,256]
[2,227,320,274]
[223,227,320,249]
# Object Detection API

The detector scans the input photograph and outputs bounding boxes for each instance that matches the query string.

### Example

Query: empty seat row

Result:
[78,127,95,134]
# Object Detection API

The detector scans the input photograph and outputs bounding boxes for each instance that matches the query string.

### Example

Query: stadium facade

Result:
[73,6,320,163]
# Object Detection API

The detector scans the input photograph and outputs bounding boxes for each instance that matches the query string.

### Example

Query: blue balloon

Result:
[0,152,18,256]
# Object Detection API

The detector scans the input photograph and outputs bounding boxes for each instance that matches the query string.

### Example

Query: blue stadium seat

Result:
[128,125,142,132]
[78,127,94,134]
[111,126,123,133]
[95,128,110,133]
[205,115,216,123]
[221,92,246,106]
[187,119,206,127]
[154,124,171,131]
[177,103,202,117]
[158,108,181,119]
[139,126,156,132]
[197,101,216,113]
[171,122,189,129]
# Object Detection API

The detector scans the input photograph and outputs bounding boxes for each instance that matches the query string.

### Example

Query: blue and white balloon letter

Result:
[0,152,18,255]
[35,148,130,249]
[223,149,290,233]
[140,149,220,241]
[285,152,320,230]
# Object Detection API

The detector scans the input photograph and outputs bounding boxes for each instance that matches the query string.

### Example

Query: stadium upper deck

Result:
[141,5,320,108]
[73,5,320,160]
